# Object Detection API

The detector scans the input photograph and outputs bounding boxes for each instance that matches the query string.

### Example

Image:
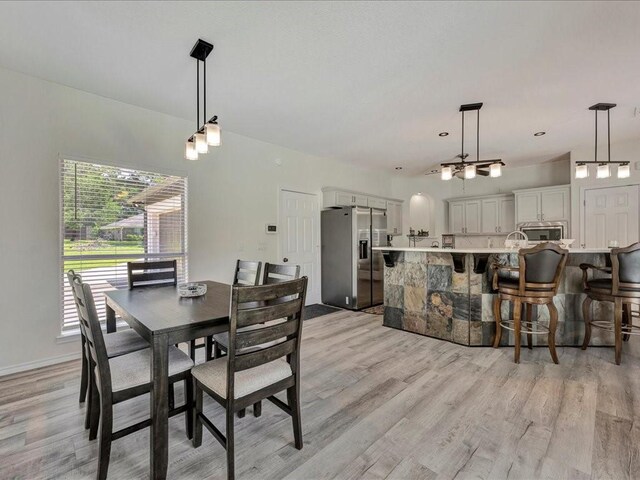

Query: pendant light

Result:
[439,103,504,180]
[184,39,221,160]
[574,103,628,180]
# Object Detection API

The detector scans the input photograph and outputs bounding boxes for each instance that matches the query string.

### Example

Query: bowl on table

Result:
[178,282,207,298]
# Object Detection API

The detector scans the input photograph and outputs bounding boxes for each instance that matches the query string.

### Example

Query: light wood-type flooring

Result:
[1,311,639,479]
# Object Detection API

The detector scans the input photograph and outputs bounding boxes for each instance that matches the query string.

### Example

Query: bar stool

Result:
[581,242,640,365]
[492,243,569,364]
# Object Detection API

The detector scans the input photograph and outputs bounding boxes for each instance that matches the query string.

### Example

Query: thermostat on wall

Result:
[265,224,277,234]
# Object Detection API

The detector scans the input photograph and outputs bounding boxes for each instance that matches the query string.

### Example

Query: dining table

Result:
[104,280,231,479]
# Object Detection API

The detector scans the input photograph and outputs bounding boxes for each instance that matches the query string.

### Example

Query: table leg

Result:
[150,333,169,479]
[106,304,116,333]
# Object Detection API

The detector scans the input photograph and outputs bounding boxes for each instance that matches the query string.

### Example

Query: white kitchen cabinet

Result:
[464,200,481,234]
[448,194,514,234]
[514,185,570,224]
[323,189,369,208]
[449,201,466,234]
[386,200,403,235]
[368,197,387,210]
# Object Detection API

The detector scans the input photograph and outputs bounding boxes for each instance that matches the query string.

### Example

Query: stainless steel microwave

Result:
[518,222,567,243]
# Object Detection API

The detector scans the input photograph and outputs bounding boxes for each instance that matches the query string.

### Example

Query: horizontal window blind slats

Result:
[60,159,188,333]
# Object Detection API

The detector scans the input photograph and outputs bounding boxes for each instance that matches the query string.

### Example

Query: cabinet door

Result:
[464,200,481,234]
[387,201,403,235]
[516,193,541,223]
[481,198,499,234]
[540,188,569,221]
[498,197,515,233]
[393,202,402,235]
[335,192,355,207]
[368,197,387,210]
[354,194,368,207]
[449,201,466,234]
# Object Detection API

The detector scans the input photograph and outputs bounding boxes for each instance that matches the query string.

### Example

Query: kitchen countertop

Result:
[373,246,611,254]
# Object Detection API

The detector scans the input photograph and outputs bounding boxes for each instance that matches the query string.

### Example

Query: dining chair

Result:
[67,270,148,433]
[491,243,568,364]
[581,242,640,364]
[192,276,308,480]
[202,260,262,360]
[212,262,300,418]
[70,272,194,480]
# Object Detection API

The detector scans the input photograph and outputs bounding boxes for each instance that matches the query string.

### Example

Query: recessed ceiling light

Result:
[438,132,449,137]
[534,131,546,136]
[395,166,403,170]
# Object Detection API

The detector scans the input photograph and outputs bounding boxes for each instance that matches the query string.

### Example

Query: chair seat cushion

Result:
[191,357,292,399]
[104,329,149,358]
[109,346,194,392]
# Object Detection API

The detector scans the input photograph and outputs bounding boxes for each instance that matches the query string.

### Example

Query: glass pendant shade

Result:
[489,163,502,178]
[596,163,611,179]
[195,132,208,153]
[575,163,589,179]
[618,163,630,179]
[185,139,198,160]
[206,122,221,146]
[464,164,476,179]
[441,166,453,181]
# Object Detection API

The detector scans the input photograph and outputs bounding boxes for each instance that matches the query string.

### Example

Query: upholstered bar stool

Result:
[492,243,569,364]
[581,242,640,365]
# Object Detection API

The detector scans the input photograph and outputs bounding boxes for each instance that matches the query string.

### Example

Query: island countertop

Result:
[373,246,611,254]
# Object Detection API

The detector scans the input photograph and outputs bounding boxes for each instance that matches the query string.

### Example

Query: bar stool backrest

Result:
[518,243,568,295]
[612,242,640,293]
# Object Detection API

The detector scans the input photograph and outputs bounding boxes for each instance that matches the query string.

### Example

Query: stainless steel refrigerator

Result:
[321,207,387,310]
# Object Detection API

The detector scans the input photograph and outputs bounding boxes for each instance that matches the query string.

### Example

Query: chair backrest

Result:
[611,242,640,293]
[226,277,308,400]
[262,263,301,285]
[69,272,111,391]
[127,260,177,289]
[66,270,87,338]
[233,260,262,286]
[518,242,568,295]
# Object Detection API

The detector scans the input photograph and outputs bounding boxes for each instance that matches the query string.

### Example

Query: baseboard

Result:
[0,352,80,378]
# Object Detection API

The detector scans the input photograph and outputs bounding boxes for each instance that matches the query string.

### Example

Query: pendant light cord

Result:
[203,57,206,125]
[461,111,464,162]
[196,60,200,130]
[607,109,611,163]
[594,108,598,163]
[476,109,480,162]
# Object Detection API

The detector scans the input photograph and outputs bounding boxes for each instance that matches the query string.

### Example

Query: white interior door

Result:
[584,185,640,248]
[280,189,320,305]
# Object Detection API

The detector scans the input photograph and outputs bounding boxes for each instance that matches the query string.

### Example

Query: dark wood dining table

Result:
[104,280,231,479]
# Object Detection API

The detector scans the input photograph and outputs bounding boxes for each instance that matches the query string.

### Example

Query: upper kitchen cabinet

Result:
[386,200,403,235]
[448,194,514,235]
[514,185,570,224]
[324,190,368,208]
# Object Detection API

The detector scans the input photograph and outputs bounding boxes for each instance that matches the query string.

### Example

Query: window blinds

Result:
[60,159,188,333]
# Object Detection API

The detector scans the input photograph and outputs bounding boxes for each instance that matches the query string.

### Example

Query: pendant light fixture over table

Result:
[439,103,504,180]
[185,38,221,161]
[575,103,629,179]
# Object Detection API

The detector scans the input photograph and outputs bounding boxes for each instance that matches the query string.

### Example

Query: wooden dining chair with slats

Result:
[202,260,262,360]
[192,277,308,480]
[67,270,148,434]
[70,272,194,480]
[212,262,300,418]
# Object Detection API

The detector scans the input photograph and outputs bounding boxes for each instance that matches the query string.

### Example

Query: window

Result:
[60,159,188,334]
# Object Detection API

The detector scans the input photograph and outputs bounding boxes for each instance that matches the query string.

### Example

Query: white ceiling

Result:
[1,1,640,174]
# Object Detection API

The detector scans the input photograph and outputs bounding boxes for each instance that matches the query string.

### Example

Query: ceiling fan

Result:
[434,103,505,180]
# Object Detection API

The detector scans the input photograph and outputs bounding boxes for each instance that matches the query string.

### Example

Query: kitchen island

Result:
[373,246,614,347]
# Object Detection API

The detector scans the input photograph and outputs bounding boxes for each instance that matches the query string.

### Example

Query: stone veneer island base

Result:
[375,247,615,347]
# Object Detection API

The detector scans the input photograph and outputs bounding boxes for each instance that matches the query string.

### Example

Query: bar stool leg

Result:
[492,296,502,348]
[581,297,592,350]
[526,303,533,349]
[614,298,623,365]
[514,298,522,364]
[547,302,559,364]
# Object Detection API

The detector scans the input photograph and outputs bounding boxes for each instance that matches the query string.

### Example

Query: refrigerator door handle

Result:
[359,239,369,260]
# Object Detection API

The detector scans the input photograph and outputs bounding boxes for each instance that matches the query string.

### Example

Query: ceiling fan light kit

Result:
[574,103,630,180]
[184,38,221,160]
[439,102,504,181]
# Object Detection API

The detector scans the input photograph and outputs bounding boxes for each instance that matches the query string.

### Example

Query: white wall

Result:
[0,66,391,373]
[390,156,571,247]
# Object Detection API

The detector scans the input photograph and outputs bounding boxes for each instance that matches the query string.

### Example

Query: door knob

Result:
[283,258,289,262]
